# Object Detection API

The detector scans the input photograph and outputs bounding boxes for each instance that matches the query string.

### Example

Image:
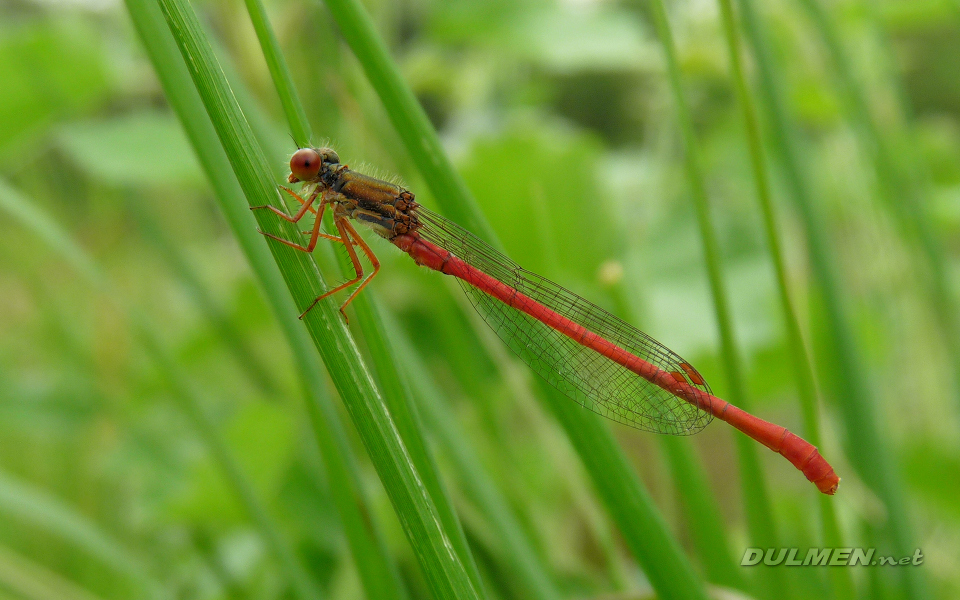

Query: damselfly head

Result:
[288,147,341,183]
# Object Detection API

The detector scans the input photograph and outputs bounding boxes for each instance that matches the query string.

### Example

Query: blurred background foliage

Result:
[0,0,959,598]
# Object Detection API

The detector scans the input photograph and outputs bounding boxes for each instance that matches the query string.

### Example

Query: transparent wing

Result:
[416,208,713,435]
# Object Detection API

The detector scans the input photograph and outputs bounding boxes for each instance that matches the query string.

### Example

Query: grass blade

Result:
[121,1,412,597]
[0,544,106,600]
[736,1,927,598]
[127,200,280,397]
[539,381,709,600]
[241,0,312,146]
[321,0,496,243]
[319,1,709,597]
[657,436,744,589]
[238,0,485,590]
[0,469,160,597]
[714,0,851,596]
[350,296,486,594]
[384,311,563,600]
[794,0,960,413]
[644,3,784,597]
[150,0,482,596]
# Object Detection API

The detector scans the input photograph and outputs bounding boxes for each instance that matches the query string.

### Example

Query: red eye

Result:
[289,148,322,181]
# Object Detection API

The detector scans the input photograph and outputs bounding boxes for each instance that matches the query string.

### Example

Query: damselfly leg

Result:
[298,217,380,321]
[252,187,381,321]
[251,185,319,221]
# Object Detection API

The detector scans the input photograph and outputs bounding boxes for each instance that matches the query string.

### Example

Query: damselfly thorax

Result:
[292,147,422,242]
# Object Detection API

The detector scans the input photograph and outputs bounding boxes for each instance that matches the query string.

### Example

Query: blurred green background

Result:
[1,0,959,598]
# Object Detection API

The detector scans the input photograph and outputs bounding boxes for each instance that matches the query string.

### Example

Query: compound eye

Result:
[289,148,322,181]
[321,149,340,164]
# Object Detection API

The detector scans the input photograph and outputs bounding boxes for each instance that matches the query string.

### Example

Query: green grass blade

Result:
[715,0,851,596]
[539,382,709,600]
[319,1,709,597]
[0,178,321,600]
[0,184,103,287]
[141,334,322,600]
[0,544,107,600]
[121,2,411,598]
[239,0,484,590]
[609,242,742,587]
[349,296,487,595]
[735,1,927,598]
[241,0,312,146]
[645,4,783,597]
[150,0,482,597]
[794,0,960,413]
[446,283,709,600]
[657,436,744,590]
[384,312,563,600]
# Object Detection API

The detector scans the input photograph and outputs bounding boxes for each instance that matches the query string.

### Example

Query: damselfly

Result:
[253,147,839,494]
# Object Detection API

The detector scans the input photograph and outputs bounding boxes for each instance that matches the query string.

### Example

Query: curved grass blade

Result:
[239,0,483,591]
[150,0,482,597]
[127,200,280,397]
[122,0,412,597]
[0,469,161,598]
[0,544,107,600]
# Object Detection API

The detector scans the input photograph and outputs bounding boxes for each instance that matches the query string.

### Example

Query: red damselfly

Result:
[253,147,840,495]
